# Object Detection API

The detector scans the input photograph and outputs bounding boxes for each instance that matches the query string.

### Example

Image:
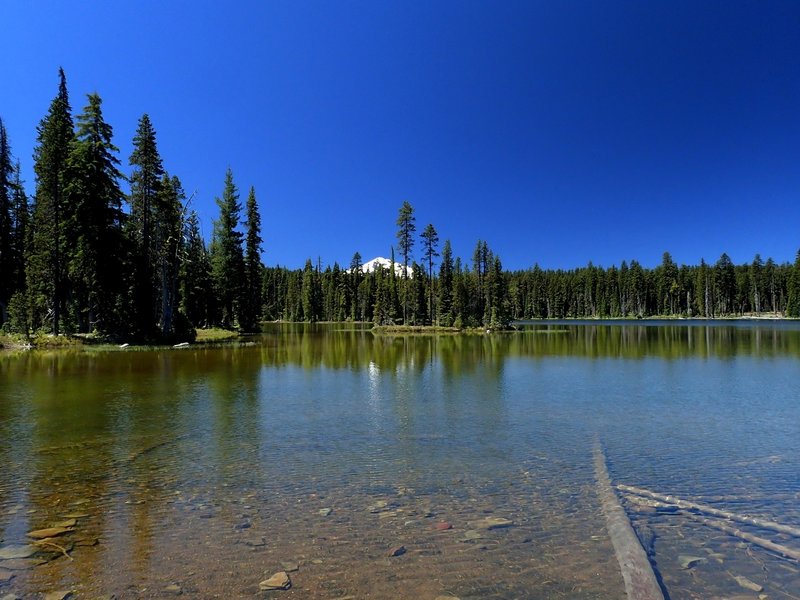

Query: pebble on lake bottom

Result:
[678,555,706,570]
[43,591,73,600]
[732,575,763,593]
[473,517,513,530]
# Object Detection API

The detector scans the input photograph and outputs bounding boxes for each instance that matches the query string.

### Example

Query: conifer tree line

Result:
[260,204,800,325]
[3,70,800,339]
[0,69,264,340]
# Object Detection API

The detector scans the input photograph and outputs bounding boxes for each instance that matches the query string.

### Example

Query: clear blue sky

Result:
[2,1,799,270]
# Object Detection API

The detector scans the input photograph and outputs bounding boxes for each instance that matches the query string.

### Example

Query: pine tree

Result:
[0,119,14,323]
[10,162,28,300]
[388,246,400,321]
[451,257,467,328]
[786,250,800,317]
[179,210,212,327]
[154,174,184,336]
[128,113,164,336]
[657,251,679,314]
[349,251,363,321]
[749,254,764,314]
[28,68,74,334]
[240,186,263,331]
[64,93,125,333]
[395,201,415,323]
[764,258,778,313]
[437,240,454,325]
[487,254,508,327]
[714,253,736,315]
[301,258,321,322]
[210,168,244,328]
[420,223,439,324]
[372,264,392,326]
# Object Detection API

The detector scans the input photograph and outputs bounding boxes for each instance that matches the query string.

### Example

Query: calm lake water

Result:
[1,322,799,599]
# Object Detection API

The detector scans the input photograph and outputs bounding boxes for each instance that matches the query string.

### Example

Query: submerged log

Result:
[683,513,800,562]
[618,484,800,539]
[593,443,665,600]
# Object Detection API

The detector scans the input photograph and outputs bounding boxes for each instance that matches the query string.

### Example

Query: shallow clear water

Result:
[1,322,799,599]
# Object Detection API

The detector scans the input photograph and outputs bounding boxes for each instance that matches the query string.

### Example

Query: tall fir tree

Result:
[786,250,800,317]
[179,210,212,327]
[301,258,321,322]
[154,174,184,336]
[749,254,764,313]
[210,168,244,328]
[10,162,28,300]
[240,186,263,331]
[128,113,164,336]
[64,93,125,333]
[420,223,439,324]
[28,68,74,334]
[437,240,454,326]
[395,201,415,323]
[0,119,14,323]
[714,253,736,315]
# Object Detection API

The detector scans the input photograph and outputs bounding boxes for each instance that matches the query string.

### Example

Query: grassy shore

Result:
[371,325,462,334]
[0,327,242,350]
[0,332,87,350]
[194,328,240,343]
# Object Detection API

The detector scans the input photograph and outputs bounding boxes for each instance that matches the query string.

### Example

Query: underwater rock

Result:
[259,571,291,591]
[27,527,74,540]
[0,569,14,582]
[678,555,706,569]
[51,519,77,528]
[0,544,39,560]
[163,584,182,595]
[318,508,332,516]
[473,517,513,530]
[434,522,453,531]
[460,530,485,542]
[368,500,390,513]
[733,575,763,592]
[280,561,299,572]
[61,513,90,520]
[43,592,73,600]
[0,558,48,570]
[388,545,406,557]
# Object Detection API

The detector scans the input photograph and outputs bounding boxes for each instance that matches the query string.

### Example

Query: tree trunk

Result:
[593,443,665,600]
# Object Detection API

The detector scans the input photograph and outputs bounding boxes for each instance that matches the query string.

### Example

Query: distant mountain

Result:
[357,257,412,278]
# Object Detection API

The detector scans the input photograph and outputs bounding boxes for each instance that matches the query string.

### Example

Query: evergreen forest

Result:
[2,70,800,341]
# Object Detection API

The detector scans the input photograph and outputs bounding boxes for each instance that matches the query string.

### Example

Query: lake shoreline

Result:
[3,313,797,350]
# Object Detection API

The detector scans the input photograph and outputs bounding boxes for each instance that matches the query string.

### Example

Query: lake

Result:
[1,321,799,599]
